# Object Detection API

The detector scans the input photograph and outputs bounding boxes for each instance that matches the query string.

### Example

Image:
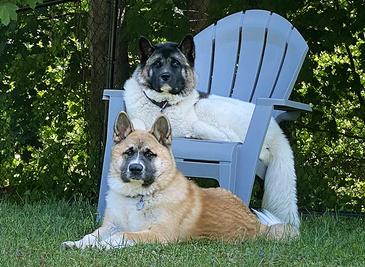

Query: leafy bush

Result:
[0,3,94,199]
[0,1,364,212]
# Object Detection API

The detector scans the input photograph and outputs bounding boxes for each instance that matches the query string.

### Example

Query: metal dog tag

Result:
[136,196,145,210]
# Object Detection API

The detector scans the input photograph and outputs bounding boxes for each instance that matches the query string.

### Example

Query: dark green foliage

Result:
[0,0,43,25]
[0,0,364,212]
[0,2,93,199]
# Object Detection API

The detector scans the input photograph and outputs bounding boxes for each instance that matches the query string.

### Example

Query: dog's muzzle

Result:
[129,163,143,173]
[127,163,144,180]
[159,72,171,83]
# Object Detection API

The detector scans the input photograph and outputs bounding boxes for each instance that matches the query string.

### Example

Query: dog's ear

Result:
[139,36,155,64]
[114,112,134,143]
[150,115,172,147]
[178,35,195,66]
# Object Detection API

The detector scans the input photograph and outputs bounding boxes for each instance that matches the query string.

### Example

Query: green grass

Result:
[0,198,364,267]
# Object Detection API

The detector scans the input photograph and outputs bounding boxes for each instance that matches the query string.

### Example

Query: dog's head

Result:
[108,112,175,196]
[137,35,196,96]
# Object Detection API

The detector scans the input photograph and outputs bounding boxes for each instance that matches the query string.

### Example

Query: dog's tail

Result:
[252,208,299,239]
[260,122,300,229]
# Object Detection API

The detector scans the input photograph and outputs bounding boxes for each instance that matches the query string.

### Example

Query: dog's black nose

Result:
[160,73,171,82]
[129,163,143,173]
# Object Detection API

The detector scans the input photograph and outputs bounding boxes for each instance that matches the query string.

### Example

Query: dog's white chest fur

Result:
[106,190,158,232]
[124,78,198,136]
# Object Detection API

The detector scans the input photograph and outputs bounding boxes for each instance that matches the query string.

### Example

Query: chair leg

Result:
[234,104,273,205]
[96,145,112,222]
[218,162,238,200]
[234,157,256,205]
[97,95,125,221]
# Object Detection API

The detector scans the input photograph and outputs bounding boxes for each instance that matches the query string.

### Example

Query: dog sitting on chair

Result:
[123,36,300,229]
[62,112,296,250]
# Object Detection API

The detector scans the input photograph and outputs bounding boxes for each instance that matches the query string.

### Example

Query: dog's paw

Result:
[96,236,135,250]
[62,234,99,249]
[191,121,231,142]
[62,240,77,249]
[62,240,90,249]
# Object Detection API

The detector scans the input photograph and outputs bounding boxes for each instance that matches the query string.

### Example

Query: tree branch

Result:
[344,43,365,122]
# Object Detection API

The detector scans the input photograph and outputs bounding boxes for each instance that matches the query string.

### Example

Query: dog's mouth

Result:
[159,84,181,95]
[141,177,154,187]
[169,87,183,95]
[121,174,155,187]
[160,84,172,93]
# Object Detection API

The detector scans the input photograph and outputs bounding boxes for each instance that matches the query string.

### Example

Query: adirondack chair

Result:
[97,9,311,219]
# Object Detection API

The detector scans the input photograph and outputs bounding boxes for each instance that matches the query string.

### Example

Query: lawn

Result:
[0,198,364,267]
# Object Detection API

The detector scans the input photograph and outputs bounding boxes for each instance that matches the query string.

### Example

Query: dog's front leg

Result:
[192,121,231,141]
[62,223,116,249]
[96,227,178,250]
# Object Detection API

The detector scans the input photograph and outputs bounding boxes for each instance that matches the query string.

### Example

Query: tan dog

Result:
[63,112,296,249]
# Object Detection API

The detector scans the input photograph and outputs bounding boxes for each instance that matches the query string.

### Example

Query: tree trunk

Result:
[186,0,210,34]
[113,0,129,89]
[87,0,111,184]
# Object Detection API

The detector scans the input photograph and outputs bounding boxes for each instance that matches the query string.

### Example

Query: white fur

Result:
[124,70,300,228]
[252,208,283,226]
[62,172,188,250]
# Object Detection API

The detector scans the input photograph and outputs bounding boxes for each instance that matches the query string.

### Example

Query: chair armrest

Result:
[256,98,312,112]
[103,89,124,101]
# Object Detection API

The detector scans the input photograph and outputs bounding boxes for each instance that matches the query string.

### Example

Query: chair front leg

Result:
[235,104,273,204]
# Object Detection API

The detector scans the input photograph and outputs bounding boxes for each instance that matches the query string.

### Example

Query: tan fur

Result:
[63,115,295,250]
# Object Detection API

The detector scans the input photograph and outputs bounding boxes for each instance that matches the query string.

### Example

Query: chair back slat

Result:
[230,10,271,101]
[194,24,215,93]
[209,12,243,96]
[194,10,308,103]
[250,13,293,102]
[271,28,308,99]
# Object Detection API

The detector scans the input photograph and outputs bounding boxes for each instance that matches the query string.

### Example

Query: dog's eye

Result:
[154,61,162,68]
[171,60,180,68]
[144,149,156,159]
[123,148,134,157]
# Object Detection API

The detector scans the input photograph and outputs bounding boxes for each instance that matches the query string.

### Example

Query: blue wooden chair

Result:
[97,10,311,219]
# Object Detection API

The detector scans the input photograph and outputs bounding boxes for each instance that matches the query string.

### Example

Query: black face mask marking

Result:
[120,146,157,186]
[146,43,188,95]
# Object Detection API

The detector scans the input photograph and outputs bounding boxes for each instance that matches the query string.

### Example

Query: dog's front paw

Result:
[62,240,78,249]
[184,133,192,138]
[62,240,90,249]
[97,236,135,250]
[62,234,98,249]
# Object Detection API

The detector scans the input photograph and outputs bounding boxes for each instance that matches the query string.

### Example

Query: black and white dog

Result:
[124,35,300,229]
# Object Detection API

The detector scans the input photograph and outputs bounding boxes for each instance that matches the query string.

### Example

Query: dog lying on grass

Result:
[62,112,297,249]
